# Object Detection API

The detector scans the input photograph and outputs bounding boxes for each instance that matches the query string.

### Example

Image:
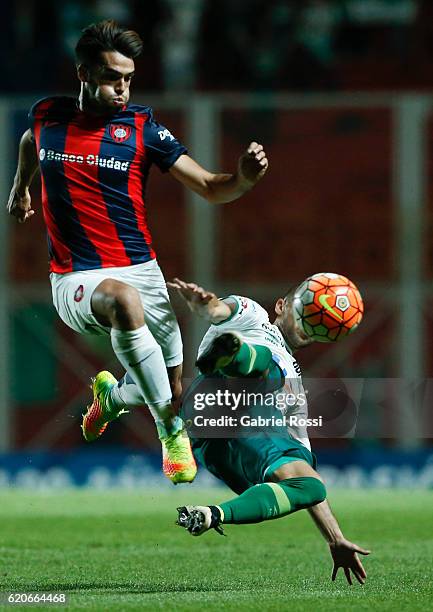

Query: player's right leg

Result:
[87,278,196,483]
[196,332,275,377]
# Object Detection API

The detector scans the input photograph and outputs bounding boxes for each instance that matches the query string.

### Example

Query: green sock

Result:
[220,343,273,377]
[218,477,326,524]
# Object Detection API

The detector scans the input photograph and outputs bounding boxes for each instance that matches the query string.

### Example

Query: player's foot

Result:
[176,505,224,536]
[196,332,242,375]
[81,371,128,442]
[161,428,197,484]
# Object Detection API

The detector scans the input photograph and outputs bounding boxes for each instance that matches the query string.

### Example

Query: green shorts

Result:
[182,373,316,495]
[191,435,316,495]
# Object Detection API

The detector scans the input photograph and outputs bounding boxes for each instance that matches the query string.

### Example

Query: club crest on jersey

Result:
[74,285,84,302]
[109,124,131,143]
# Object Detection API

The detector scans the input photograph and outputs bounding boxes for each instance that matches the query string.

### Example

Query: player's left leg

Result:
[110,364,182,408]
[177,460,326,536]
[216,460,326,523]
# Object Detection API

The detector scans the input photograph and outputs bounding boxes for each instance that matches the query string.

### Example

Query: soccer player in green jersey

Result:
[168,278,370,586]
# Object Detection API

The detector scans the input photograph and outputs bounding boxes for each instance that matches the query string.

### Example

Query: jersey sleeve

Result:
[214,295,268,332]
[143,111,188,172]
[28,97,55,137]
[28,100,42,137]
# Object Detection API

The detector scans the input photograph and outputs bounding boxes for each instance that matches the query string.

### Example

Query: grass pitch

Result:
[0,488,432,611]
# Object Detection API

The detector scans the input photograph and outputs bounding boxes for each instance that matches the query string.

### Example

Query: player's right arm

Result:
[7,129,38,223]
[167,278,234,324]
[308,498,370,585]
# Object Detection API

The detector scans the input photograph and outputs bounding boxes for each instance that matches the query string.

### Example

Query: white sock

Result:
[110,326,179,434]
[111,372,145,407]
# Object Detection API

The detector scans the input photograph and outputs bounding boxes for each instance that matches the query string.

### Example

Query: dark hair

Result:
[283,285,297,303]
[75,19,143,67]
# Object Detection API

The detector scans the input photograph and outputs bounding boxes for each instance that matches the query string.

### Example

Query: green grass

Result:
[0,489,432,611]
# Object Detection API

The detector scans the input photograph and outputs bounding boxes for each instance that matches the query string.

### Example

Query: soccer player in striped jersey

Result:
[6,20,268,484]
[169,278,370,585]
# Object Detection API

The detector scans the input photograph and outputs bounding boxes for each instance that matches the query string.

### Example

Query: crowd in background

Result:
[4,0,433,93]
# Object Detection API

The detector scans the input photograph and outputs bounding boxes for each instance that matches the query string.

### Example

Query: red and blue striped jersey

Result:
[29,96,187,274]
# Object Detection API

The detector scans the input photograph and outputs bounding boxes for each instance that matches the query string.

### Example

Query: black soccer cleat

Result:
[195,332,242,375]
[176,505,225,536]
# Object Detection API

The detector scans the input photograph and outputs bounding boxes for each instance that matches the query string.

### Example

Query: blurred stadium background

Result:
[1,0,433,492]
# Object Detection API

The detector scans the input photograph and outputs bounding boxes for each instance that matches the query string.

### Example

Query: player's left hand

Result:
[167,278,216,308]
[329,538,370,585]
[237,142,268,185]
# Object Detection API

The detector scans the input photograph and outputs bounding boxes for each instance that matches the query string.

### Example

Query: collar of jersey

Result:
[75,99,128,116]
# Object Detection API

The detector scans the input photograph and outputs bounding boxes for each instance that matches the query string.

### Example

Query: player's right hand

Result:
[7,186,35,223]
[329,537,370,585]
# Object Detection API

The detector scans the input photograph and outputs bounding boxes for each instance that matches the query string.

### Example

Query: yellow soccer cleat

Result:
[161,428,197,484]
[81,371,128,442]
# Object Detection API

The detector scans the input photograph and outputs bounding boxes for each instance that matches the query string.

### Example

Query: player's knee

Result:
[280,476,326,510]
[105,283,143,328]
[308,477,327,506]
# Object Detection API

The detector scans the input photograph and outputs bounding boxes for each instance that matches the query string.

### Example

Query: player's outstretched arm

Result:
[167,278,233,324]
[169,142,268,204]
[308,499,370,585]
[7,129,39,223]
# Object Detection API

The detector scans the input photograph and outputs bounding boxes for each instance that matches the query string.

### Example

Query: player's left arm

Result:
[169,142,268,204]
[308,499,371,585]
[167,278,234,324]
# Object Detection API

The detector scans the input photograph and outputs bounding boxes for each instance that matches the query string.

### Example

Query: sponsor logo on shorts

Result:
[74,285,84,302]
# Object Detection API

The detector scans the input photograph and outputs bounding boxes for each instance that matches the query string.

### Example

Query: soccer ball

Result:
[293,273,364,342]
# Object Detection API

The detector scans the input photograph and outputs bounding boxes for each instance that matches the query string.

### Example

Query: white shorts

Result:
[50,259,183,367]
